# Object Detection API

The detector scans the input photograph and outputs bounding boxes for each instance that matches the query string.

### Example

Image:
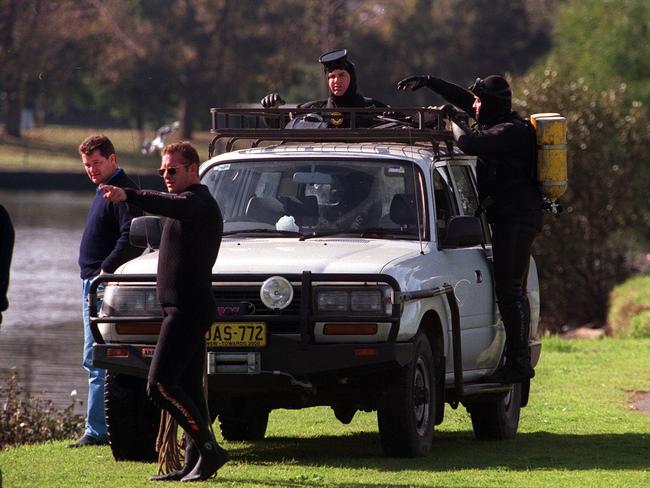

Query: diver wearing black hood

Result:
[397,73,543,385]
[261,49,387,127]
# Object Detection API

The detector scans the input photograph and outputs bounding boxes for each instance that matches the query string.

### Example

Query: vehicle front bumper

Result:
[93,334,414,384]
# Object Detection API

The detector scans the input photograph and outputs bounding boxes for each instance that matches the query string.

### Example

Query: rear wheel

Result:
[104,372,160,461]
[377,332,436,457]
[467,383,522,440]
[217,398,269,441]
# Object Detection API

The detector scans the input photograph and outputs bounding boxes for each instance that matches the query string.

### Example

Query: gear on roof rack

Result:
[208,107,463,157]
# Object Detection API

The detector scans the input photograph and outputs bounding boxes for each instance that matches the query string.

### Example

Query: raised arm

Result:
[397,75,475,115]
[101,185,207,221]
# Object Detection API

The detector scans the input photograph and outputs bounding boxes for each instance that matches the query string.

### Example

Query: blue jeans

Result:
[82,278,108,441]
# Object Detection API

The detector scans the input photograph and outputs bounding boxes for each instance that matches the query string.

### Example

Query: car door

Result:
[433,162,501,373]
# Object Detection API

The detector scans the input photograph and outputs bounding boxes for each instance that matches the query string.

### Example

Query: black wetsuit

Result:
[421,77,543,379]
[298,95,387,128]
[124,184,223,459]
[0,204,14,323]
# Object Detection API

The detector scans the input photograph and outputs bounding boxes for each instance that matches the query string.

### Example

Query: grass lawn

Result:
[1,337,649,487]
[0,126,214,174]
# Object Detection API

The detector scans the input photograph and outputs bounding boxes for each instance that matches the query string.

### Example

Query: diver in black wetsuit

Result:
[397,74,543,384]
[261,48,387,128]
[101,141,226,482]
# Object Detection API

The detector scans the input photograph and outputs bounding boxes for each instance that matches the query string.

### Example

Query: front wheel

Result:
[377,332,436,457]
[467,383,522,440]
[217,398,269,441]
[104,372,160,461]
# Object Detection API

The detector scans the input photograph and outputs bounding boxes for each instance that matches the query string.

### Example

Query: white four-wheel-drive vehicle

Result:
[89,107,541,461]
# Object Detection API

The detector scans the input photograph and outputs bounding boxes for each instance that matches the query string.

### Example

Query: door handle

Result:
[475,270,483,283]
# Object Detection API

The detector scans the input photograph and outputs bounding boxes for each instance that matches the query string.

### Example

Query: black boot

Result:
[180,440,229,483]
[150,435,199,482]
[486,299,535,384]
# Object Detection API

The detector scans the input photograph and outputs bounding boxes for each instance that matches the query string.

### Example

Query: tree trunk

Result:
[4,84,22,138]
[178,92,193,140]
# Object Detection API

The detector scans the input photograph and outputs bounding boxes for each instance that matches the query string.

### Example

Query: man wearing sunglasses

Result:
[397,74,543,385]
[101,142,227,482]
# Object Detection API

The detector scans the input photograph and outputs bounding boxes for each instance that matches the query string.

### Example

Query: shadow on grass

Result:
[228,430,650,472]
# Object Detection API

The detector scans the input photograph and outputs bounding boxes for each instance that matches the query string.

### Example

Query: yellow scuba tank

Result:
[529,113,568,201]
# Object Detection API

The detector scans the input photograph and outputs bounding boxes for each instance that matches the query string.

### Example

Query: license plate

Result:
[205,322,266,347]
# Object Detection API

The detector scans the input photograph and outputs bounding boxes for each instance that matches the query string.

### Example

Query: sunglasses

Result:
[157,166,185,177]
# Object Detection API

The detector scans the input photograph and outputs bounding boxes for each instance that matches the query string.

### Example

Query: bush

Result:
[513,70,650,330]
[0,369,84,448]
[608,274,650,338]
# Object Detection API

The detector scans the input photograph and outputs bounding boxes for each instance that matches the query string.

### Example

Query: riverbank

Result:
[0,170,165,192]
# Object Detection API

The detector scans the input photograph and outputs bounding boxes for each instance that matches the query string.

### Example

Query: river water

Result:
[0,190,93,413]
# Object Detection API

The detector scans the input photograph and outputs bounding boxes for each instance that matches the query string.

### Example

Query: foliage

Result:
[0,369,84,449]
[2,337,650,486]
[608,274,650,338]
[0,1,102,136]
[513,70,650,329]
[546,0,650,116]
[2,0,562,137]
[351,0,560,107]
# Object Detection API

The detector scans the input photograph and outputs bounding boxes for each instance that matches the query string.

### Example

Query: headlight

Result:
[315,287,390,314]
[101,286,160,317]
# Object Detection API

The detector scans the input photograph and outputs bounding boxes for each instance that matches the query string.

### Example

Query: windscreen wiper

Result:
[358,227,419,239]
[300,228,418,241]
[223,229,302,237]
[299,230,355,241]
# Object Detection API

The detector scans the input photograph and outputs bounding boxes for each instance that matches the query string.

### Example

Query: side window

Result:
[433,168,459,243]
[450,166,479,216]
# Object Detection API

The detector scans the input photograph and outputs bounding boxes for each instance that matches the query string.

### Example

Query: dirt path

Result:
[632,391,650,415]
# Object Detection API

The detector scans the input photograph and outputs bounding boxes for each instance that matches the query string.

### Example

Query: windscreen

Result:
[202,158,427,239]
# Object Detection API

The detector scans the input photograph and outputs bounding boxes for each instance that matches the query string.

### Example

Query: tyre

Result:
[217,398,269,441]
[104,372,160,461]
[377,332,436,457]
[467,383,522,440]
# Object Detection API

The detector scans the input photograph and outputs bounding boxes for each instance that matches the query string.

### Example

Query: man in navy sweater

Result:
[70,135,142,448]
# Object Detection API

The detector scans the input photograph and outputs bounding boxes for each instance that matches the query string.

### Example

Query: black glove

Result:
[440,103,458,118]
[396,75,431,92]
[260,92,285,108]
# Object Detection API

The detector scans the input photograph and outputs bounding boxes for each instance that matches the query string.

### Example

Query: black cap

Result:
[318,49,349,72]
[468,75,512,101]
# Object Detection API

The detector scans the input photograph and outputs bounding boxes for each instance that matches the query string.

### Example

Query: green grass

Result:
[2,337,650,487]
[0,126,214,174]
[608,274,650,338]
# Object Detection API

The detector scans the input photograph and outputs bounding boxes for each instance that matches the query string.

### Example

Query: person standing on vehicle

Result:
[72,135,143,448]
[0,203,14,326]
[261,48,387,127]
[101,142,227,482]
[397,74,543,384]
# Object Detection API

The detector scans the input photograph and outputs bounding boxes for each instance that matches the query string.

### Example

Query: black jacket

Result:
[125,184,222,311]
[424,77,542,221]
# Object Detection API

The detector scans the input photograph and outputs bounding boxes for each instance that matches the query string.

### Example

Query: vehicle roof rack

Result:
[208,107,457,157]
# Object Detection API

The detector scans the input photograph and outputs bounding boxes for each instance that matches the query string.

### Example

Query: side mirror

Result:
[441,216,483,248]
[129,216,162,249]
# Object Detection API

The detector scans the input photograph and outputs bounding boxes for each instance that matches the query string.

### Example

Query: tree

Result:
[0,1,92,137]
[342,0,562,106]
[546,0,650,116]
[513,70,650,329]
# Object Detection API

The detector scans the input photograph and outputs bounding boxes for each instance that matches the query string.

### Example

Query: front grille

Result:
[213,286,302,334]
